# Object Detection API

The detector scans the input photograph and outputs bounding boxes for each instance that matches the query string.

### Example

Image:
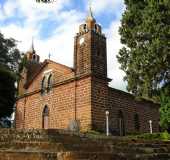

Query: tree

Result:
[160,94,170,131]
[159,83,170,131]
[0,33,21,72]
[117,0,170,100]
[0,32,21,120]
[0,68,16,118]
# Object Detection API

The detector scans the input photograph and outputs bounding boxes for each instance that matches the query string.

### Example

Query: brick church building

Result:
[16,8,160,135]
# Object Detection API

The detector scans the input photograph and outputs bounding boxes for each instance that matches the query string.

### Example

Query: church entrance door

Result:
[118,110,125,136]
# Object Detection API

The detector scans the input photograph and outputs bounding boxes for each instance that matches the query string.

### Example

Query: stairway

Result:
[0,129,170,160]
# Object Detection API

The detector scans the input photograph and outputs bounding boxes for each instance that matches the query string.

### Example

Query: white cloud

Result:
[86,0,124,19]
[1,8,82,67]
[0,9,4,21]
[16,0,69,23]
[3,0,18,17]
[34,10,82,67]
[105,21,127,91]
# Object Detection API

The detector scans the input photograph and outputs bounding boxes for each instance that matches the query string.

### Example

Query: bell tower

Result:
[18,40,40,96]
[26,39,40,63]
[74,5,107,79]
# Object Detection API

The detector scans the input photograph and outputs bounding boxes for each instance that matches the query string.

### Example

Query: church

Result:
[16,8,160,135]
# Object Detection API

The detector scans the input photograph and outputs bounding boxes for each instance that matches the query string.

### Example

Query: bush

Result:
[132,132,170,141]
[83,130,108,139]
[160,131,170,141]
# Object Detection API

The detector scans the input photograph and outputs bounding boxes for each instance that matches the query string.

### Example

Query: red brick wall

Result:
[16,74,92,131]
[15,99,25,129]
[16,74,160,134]
[76,77,92,131]
[91,77,108,132]
[88,77,159,134]
[107,88,160,134]
[27,62,74,93]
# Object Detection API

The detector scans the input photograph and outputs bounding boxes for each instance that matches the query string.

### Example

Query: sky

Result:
[0,0,127,91]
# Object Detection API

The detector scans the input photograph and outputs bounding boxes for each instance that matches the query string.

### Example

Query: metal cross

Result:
[88,0,92,8]
[88,0,92,11]
[88,0,93,17]
[48,53,51,60]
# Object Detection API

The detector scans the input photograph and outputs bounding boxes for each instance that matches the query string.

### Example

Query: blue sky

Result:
[0,0,127,91]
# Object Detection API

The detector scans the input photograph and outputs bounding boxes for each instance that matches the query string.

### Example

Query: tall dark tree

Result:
[0,68,16,118]
[117,0,170,100]
[0,32,21,120]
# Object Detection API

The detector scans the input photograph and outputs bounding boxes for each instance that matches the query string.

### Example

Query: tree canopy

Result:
[117,0,170,100]
[0,68,16,118]
[0,33,20,72]
[0,32,21,119]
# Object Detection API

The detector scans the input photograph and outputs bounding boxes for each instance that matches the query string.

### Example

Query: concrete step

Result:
[0,141,170,154]
[0,129,170,159]
[1,150,170,160]
[57,151,170,160]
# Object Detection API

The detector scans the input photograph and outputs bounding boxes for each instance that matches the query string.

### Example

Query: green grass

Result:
[83,130,170,141]
[127,131,170,141]
[82,130,109,139]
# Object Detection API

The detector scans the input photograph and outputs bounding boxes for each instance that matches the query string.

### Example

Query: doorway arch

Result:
[42,105,49,129]
[118,110,125,136]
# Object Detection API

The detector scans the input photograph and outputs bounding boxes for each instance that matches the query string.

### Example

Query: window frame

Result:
[47,74,53,92]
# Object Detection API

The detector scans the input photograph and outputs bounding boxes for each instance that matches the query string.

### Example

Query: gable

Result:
[25,60,74,92]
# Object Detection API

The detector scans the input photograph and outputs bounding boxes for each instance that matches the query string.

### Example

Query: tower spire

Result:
[88,0,93,18]
[86,0,95,22]
[29,37,35,53]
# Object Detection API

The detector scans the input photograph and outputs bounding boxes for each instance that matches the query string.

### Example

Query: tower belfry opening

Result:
[26,38,40,63]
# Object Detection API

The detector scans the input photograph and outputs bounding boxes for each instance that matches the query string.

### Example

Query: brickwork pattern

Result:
[108,88,159,134]
[16,76,92,131]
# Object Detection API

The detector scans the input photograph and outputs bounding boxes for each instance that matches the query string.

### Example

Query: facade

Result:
[16,9,160,135]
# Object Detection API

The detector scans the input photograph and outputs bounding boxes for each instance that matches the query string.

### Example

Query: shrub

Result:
[132,132,170,141]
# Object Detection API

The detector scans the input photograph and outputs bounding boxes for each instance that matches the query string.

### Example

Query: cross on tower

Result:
[88,0,92,8]
[48,53,51,60]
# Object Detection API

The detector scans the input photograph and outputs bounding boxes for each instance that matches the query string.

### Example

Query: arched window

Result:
[95,24,97,31]
[134,113,140,131]
[118,110,125,136]
[42,105,49,129]
[33,54,36,60]
[47,74,52,92]
[41,76,46,94]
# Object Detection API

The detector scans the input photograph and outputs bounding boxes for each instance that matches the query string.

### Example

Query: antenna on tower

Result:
[48,52,51,60]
